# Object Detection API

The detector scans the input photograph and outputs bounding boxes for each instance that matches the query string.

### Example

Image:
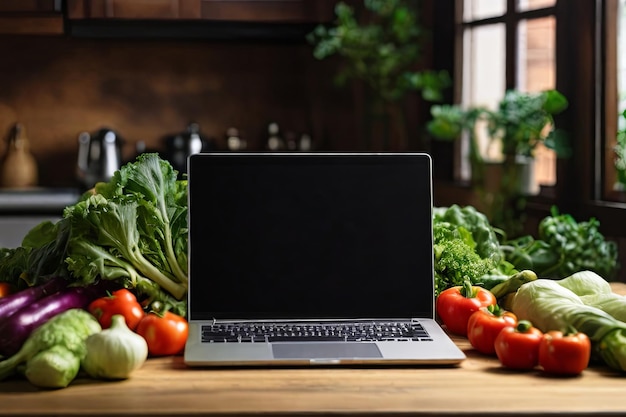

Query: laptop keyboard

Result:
[201,321,433,343]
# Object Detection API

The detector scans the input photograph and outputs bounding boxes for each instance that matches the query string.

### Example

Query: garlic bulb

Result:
[82,314,148,380]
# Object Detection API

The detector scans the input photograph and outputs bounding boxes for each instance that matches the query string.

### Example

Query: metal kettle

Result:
[76,127,123,189]
[164,122,213,177]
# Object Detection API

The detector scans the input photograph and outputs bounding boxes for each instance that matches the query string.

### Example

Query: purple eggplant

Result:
[0,277,67,324]
[0,283,106,357]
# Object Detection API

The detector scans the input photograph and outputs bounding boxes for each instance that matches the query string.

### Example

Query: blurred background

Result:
[0,0,625,280]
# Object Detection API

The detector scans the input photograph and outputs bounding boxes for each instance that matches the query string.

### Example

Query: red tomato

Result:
[0,282,12,298]
[467,305,517,355]
[436,281,497,336]
[494,320,544,370]
[136,311,189,357]
[539,330,591,375]
[88,288,145,330]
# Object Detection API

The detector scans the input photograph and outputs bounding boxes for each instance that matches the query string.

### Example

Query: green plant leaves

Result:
[307,0,450,103]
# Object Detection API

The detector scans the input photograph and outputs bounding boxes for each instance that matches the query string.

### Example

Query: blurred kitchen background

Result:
[1,0,625,281]
[0,0,454,246]
[0,1,371,186]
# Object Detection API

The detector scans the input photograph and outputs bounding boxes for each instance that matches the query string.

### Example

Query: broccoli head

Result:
[433,222,495,296]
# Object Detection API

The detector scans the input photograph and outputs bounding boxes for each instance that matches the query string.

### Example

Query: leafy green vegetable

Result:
[510,276,626,372]
[0,309,101,383]
[65,194,186,300]
[0,220,71,289]
[92,153,188,284]
[503,207,619,280]
[500,235,559,274]
[63,154,188,315]
[432,205,517,295]
[434,204,504,263]
[433,221,496,296]
[0,153,189,316]
[24,345,81,389]
[555,270,626,323]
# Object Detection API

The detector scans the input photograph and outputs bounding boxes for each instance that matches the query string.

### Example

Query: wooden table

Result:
[2,285,626,417]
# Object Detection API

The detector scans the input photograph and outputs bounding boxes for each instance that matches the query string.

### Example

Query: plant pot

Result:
[480,155,539,196]
[514,155,540,196]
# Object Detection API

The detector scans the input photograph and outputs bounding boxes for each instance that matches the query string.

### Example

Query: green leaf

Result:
[543,89,569,114]
[307,0,450,104]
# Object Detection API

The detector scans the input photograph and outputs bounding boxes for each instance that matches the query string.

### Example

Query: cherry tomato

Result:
[494,320,544,370]
[136,311,189,357]
[467,304,517,355]
[88,288,145,330]
[539,330,591,375]
[436,281,497,336]
[0,282,12,298]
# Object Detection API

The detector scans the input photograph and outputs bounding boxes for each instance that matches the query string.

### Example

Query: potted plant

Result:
[427,89,569,235]
[307,0,450,150]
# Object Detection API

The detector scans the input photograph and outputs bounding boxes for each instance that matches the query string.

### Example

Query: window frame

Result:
[454,0,559,190]
[442,0,626,281]
[458,0,557,91]
[602,0,623,203]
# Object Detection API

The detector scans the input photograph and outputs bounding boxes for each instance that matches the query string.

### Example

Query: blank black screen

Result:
[188,153,435,320]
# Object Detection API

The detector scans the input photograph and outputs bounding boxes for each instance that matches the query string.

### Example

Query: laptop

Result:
[184,152,466,366]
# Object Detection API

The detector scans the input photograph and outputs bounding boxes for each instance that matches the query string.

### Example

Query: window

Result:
[620,0,626,118]
[605,0,626,199]
[457,0,557,189]
[435,0,626,280]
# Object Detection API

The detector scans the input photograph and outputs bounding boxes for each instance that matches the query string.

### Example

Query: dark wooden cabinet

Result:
[66,0,199,19]
[66,0,337,23]
[198,1,337,23]
[0,0,63,35]
[0,0,60,13]
[64,0,344,40]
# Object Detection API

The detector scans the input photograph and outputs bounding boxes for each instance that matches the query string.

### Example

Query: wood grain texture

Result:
[0,17,63,34]
[1,283,626,417]
[0,36,354,187]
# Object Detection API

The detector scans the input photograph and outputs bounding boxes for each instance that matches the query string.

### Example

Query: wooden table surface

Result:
[2,284,626,417]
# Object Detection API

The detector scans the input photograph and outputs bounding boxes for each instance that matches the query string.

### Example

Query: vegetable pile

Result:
[502,207,619,280]
[0,153,188,316]
[0,154,189,389]
[433,205,515,295]
[509,271,626,372]
[0,309,102,388]
[432,204,625,376]
[0,158,624,386]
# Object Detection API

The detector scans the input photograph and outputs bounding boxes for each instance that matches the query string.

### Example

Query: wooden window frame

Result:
[447,0,626,281]
[602,0,623,203]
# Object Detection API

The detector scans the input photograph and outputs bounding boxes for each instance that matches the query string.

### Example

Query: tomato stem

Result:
[487,303,502,316]
[460,280,476,298]
[562,324,579,336]
[516,320,534,333]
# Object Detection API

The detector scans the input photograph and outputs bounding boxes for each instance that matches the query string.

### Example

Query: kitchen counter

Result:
[2,284,626,417]
[0,188,81,213]
[0,188,81,248]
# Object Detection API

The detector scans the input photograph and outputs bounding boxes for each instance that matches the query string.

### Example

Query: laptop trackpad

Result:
[272,343,382,359]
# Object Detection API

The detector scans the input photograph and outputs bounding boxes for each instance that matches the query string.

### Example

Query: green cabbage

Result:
[64,153,189,315]
[554,270,626,323]
[24,345,81,389]
[0,309,101,384]
[511,276,626,372]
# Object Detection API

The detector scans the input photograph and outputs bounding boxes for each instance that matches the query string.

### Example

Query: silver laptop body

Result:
[184,152,465,366]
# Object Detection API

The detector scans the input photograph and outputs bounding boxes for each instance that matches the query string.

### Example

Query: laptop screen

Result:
[187,153,435,321]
